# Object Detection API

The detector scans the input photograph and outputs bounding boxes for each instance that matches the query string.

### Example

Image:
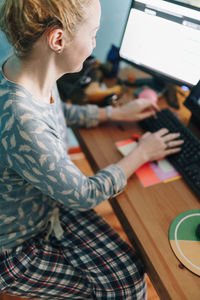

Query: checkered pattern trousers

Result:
[0,205,147,299]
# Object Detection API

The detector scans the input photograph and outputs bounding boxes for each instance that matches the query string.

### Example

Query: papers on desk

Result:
[115,137,181,187]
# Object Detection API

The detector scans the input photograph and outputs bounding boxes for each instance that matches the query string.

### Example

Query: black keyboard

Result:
[139,108,200,198]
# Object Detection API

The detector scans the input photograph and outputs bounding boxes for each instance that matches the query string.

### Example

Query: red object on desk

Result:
[132,134,140,142]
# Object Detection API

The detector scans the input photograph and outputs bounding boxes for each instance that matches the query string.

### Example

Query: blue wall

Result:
[0,31,13,64]
[0,0,131,64]
[93,0,131,62]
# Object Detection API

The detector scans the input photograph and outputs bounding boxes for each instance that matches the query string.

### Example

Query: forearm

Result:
[63,103,99,128]
[63,104,122,126]
[116,146,147,179]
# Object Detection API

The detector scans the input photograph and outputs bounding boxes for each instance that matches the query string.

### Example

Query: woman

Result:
[0,0,183,299]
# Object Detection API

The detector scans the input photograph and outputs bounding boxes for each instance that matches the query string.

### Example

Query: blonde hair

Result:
[0,0,92,56]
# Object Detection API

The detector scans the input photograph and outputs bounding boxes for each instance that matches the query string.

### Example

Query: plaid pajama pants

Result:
[0,205,147,299]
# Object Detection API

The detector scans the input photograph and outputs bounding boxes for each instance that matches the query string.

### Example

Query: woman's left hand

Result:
[112,98,160,122]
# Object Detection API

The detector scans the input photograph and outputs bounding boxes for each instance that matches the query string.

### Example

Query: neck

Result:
[3,53,60,103]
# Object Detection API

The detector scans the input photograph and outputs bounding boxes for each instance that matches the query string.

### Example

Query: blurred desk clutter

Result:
[57,45,191,119]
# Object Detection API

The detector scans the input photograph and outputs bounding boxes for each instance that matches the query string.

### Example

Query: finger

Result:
[139,98,160,112]
[142,131,152,138]
[163,132,181,142]
[155,128,169,136]
[149,101,160,112]
[138,110,157,120]
[165,147,182,156]
[166,139,184,149]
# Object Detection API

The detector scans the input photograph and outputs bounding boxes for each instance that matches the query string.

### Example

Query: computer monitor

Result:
[119,0,200,89]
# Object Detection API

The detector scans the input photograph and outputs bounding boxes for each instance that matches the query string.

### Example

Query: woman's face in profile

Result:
[61,0,101,73]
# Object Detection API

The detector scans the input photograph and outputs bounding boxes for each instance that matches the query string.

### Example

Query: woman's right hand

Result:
[137,128,184,163]
[116,128,184,180]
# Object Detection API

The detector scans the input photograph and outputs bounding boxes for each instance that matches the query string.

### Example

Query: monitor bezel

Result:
[119,0,200,89]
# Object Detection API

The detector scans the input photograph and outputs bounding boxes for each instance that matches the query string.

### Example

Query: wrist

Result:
[109,106,123,121]
[105,105,113,121]
[117,144,148,179]
[135,144,149,164]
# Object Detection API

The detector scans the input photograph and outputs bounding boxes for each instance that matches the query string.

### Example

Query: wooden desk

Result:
[73,102,200,300]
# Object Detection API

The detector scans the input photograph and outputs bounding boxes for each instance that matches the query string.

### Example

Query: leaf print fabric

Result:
[0,68,127,251]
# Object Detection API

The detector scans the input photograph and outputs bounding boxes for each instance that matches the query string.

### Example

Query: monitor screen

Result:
[119,0,200,88]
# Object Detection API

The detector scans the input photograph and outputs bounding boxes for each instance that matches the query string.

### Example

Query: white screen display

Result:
[119,0,200,86]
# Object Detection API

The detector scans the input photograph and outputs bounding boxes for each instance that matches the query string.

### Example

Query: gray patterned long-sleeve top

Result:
[0,67,127,251]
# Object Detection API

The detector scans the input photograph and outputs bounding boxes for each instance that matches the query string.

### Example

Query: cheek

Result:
[92,39,96,49]
[79,42,93,59]
[70,47,91,72]
[65,39,94,72]
[77,35,94,53]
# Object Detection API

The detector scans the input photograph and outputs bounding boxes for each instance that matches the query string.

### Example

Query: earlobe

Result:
[48,28,64,53]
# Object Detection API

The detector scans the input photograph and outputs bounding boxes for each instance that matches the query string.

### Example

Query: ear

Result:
[48,28,65,53]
